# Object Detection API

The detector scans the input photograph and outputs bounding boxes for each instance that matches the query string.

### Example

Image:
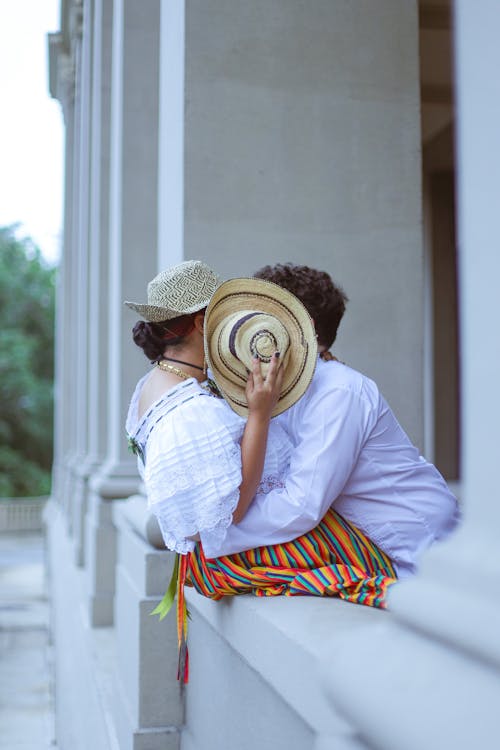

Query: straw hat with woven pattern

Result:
[125,260,221,322]
[205,278,317,417]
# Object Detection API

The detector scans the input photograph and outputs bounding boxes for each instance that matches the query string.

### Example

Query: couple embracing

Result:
[125,260,458,679]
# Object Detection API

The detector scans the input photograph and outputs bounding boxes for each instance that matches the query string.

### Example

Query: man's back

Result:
[208,358,458,573]
[241,262,459,574]
[278,358,459,576]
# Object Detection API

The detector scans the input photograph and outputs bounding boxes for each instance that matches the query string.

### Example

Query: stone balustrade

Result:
[0,497,49,533]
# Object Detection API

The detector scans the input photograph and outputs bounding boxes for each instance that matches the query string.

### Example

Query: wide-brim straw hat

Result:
[205,278,318,417]
[124,260,221,322]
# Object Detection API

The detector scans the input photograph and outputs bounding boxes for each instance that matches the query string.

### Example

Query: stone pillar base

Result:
[112,500,183,746]
[85,470,140,627]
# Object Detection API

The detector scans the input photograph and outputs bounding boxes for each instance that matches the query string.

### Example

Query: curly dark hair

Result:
[132,313,200,362]
[254,263,348,348]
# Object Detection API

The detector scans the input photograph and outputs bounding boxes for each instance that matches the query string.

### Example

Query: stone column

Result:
[48,31,76,508]
[70,0,96,564]
[454,0,500,533]
[63,31,82,525]
[157,0,184,268]
[54,2,84,527]
[173,0,424,445]
[388,0,500,668]
[321,3,500,747]
[85,0,113,508]
[81,0,117,620]
[87,0,161,626]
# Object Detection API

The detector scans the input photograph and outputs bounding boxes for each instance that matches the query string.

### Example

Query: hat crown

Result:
[228,311,290,373]
[205,278,318,417]
[125,260,221,322]
[147,260,219,307]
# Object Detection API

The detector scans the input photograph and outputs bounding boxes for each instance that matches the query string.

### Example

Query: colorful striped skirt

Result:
[162,508,397,682]
[186,507,397,607]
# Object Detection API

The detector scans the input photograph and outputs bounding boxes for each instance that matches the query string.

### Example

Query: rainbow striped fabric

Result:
[162,508,398,682]
[186,508,397,609]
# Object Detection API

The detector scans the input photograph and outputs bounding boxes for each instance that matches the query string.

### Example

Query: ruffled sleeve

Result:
[144,395,245,554]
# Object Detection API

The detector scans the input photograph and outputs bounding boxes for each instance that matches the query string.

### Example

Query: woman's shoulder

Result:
[127,375,205,438]
[126,372,151,435]
[147,379,244,443]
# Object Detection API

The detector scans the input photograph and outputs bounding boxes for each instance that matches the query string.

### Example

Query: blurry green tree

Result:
[0,226,56,496]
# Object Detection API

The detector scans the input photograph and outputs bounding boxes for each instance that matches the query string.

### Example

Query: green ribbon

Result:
[150,553,179,621]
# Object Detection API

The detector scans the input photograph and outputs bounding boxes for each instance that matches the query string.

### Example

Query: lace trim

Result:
[147,444,241,500]
[128,387,217,467]
[154,488,241,554]
[257,474,286,495]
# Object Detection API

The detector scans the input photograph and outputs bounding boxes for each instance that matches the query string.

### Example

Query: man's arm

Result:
[202,377,373,557]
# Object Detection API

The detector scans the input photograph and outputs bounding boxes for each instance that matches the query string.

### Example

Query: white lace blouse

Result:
[126,374,292,556]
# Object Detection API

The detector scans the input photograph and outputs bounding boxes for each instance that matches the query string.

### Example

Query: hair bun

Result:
[132,319,186,362]
[132,320,151,346]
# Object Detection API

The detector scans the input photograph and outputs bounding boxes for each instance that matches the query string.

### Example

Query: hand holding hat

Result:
[204,278,318,417]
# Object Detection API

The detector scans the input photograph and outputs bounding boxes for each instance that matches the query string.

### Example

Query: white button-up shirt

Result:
[206,358,459,576]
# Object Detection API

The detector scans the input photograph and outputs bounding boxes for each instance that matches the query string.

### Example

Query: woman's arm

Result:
[233,353,283,523]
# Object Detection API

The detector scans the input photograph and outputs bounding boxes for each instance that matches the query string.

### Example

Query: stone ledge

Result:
[391,527,500,669]
[185,585,386,739]
[322,614,500,750]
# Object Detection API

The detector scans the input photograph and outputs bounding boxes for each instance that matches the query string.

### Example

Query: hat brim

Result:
[204,278,317,417]
[124,299,211,322]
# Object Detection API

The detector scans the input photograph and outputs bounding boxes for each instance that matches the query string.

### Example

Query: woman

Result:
[125,260,396,681]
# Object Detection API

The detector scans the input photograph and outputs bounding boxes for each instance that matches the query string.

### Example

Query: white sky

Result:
[0,0,63,265]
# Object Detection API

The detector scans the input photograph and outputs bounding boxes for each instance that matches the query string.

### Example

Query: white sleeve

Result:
[206,383,374,556]
[145,398,243,554]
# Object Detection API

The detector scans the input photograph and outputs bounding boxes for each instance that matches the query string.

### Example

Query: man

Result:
[207,263,459,578]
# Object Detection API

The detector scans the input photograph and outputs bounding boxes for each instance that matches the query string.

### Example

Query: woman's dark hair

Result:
[254,263,348,348]
[132,312,202,362]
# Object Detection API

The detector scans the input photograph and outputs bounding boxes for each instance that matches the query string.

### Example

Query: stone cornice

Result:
[48,0,84,112]
[60,0,83,47]
[47,32,75,112]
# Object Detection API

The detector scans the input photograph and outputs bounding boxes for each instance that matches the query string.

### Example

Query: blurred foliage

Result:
[0,225,56,496]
